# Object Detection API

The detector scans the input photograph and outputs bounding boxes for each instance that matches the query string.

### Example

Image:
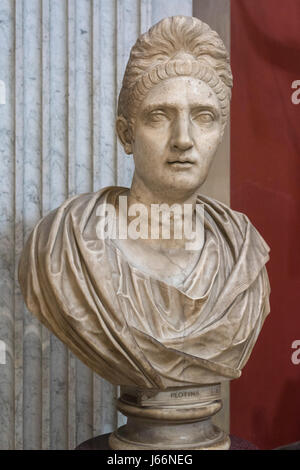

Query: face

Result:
[130,76,223,200]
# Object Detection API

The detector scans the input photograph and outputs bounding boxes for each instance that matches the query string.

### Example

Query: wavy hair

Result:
[118,16,233,127]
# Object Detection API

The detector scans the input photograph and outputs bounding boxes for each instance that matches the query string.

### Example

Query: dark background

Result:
[230,0,300,449]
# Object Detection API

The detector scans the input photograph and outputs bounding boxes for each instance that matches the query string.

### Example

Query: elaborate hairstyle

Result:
[117,16,233,129]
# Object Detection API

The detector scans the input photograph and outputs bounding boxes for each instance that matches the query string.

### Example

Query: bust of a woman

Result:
[19,16,270,449]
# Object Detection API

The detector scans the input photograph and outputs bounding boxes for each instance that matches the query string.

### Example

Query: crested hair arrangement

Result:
[118,16,233,128]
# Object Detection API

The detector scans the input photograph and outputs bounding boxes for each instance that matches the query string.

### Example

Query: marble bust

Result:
[19,16,270,450]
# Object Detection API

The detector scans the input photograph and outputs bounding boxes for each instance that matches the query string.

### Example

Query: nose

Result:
[171,113,193,151]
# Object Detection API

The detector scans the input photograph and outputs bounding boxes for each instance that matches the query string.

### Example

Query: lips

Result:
[167,160,195,168]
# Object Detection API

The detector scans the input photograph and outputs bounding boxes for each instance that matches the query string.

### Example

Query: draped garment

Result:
[18,186,270,389]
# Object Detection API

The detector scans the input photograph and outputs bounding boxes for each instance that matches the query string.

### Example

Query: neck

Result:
[129,172,199,209]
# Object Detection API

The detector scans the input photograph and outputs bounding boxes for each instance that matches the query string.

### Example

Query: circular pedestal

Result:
[109,384,230,450]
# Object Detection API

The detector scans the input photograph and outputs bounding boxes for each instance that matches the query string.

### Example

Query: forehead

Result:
[138,76,220,111]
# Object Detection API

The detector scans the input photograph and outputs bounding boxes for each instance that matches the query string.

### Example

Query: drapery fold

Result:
[19,186,270,389]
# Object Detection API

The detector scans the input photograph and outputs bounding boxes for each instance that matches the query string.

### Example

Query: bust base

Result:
[109,384,230,450]
[76,433,259,450]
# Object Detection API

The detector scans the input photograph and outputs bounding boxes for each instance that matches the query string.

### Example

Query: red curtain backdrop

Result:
[230,0,300,449]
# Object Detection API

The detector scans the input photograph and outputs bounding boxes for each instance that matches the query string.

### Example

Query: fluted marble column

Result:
[0,0,194,450]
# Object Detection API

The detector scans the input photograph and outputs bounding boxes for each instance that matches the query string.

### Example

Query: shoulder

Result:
[197,193,250,227]
[197,193,270,256]
[38,185,125,226]
[21,186,126,255]
[18,186,124,286]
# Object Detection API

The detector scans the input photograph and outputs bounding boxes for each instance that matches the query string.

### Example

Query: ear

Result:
[116,116,133,154]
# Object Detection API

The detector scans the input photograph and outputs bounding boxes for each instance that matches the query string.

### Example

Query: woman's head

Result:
[117,15,233,132]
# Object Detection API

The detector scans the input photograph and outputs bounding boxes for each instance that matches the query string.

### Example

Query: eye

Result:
[147,110,168,123]
[193,112,215,124]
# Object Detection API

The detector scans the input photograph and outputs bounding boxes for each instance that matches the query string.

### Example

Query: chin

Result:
[160,183,204,201]
[165,174,208,194]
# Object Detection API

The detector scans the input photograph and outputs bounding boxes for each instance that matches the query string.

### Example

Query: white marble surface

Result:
[0,0,193,450]
[0,0,15,451]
